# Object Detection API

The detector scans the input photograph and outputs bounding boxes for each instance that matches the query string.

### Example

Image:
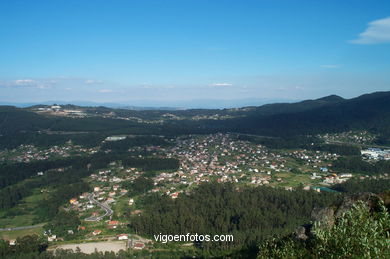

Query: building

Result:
[117,234,129,240]
[48,235,57,242]
[133,242,145,250]
[170,192,179,199]
[69,198,78,205]
[105,136,126,141]
[108,220,119,227]
[92,230,102,236]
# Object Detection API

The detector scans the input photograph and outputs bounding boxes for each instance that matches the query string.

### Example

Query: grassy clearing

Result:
[0,189,48,228]
[0,226,43,240]
[112,195,130,218]
[0,213,37,228]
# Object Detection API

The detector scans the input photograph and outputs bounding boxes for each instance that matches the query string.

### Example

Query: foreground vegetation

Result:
[258,201,390,258]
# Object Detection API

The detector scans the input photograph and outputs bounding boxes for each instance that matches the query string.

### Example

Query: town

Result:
[1,130,389,255]
[23,132,382,250]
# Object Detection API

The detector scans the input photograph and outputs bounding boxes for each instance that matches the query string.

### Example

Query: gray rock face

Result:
[294,192,383,240]
[311,207,335,229]
[334,193,381,218]
[293,226,309,240]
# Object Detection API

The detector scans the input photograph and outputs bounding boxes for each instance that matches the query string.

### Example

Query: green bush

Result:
[258,201,390,258]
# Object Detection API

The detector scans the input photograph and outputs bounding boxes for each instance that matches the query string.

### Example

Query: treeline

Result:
[333,156,390,175]
[3,91,390,143]
[332,178,390,194]
[0,153,179,211]
[236,134,360,155]
[0,235,48,258]
[0,155,95,210]
[101,136,170,152]
[0,107,51,135]
[122,177,154,196]
[0,132,108,149]
[0,152,179,189]
[0,157,90,189]
[235,135,319,149]
[129,183,338,250]
[36,182,90,221]
[0,237,202,259]
[200,91,390,137]
[311,143,361,156]
[0,166,92,210]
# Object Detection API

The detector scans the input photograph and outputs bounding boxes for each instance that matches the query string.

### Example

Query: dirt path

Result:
[53,241,127,254]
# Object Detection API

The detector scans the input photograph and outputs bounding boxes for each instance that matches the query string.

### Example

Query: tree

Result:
[257,201,390,258]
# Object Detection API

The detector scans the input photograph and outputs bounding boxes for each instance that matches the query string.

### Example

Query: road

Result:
[0,223,45,232]
[85,193,113,221]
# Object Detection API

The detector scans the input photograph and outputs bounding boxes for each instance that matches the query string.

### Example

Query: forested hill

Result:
[0,106,52,135]
[0,106,141,135]
[2,91,390,141]
[237,94,345,117]
[212,91,390,137]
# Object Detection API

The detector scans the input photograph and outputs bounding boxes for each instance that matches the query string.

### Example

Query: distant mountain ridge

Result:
[241,94,345,116]
[1,91,390,139]
[221,91,390,136]
[0,98,295,109]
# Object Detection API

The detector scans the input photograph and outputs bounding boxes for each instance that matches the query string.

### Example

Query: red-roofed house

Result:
[92,230,102,236]
[134,242,145,250]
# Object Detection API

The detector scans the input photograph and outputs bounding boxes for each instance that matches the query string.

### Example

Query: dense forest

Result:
[129,183,338,251]
[101,136,171,152]
[235,134,361,155]
[332,156,390,175]
[332,178,390,195]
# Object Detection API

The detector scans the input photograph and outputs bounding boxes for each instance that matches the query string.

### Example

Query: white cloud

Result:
[85,79,103,85]
[209,82,233,87]
[14,79,36,86]
[98,89,112,93]
[351,16,390,44]
[320,64,341,69]
[1,79,55,89]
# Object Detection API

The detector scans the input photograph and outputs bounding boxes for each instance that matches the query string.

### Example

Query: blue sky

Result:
[0,0,390,107]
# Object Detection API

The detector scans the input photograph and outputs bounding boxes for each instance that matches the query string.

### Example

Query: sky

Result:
[0,0,390,108]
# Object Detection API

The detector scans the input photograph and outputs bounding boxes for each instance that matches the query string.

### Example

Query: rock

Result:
[293,225,311,240]
[292,192,386,244]
[334,192,381,218]
[311,206,335,229]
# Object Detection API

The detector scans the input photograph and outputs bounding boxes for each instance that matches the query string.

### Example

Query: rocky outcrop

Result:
[311,206,335,229]
[334,192,382,218]
[294,192,384,240]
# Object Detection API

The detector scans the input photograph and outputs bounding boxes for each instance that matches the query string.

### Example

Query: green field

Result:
[0,225,43,240]
[0,189,48,228]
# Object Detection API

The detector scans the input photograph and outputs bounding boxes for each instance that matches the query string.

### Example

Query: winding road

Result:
[85,193,113,221]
